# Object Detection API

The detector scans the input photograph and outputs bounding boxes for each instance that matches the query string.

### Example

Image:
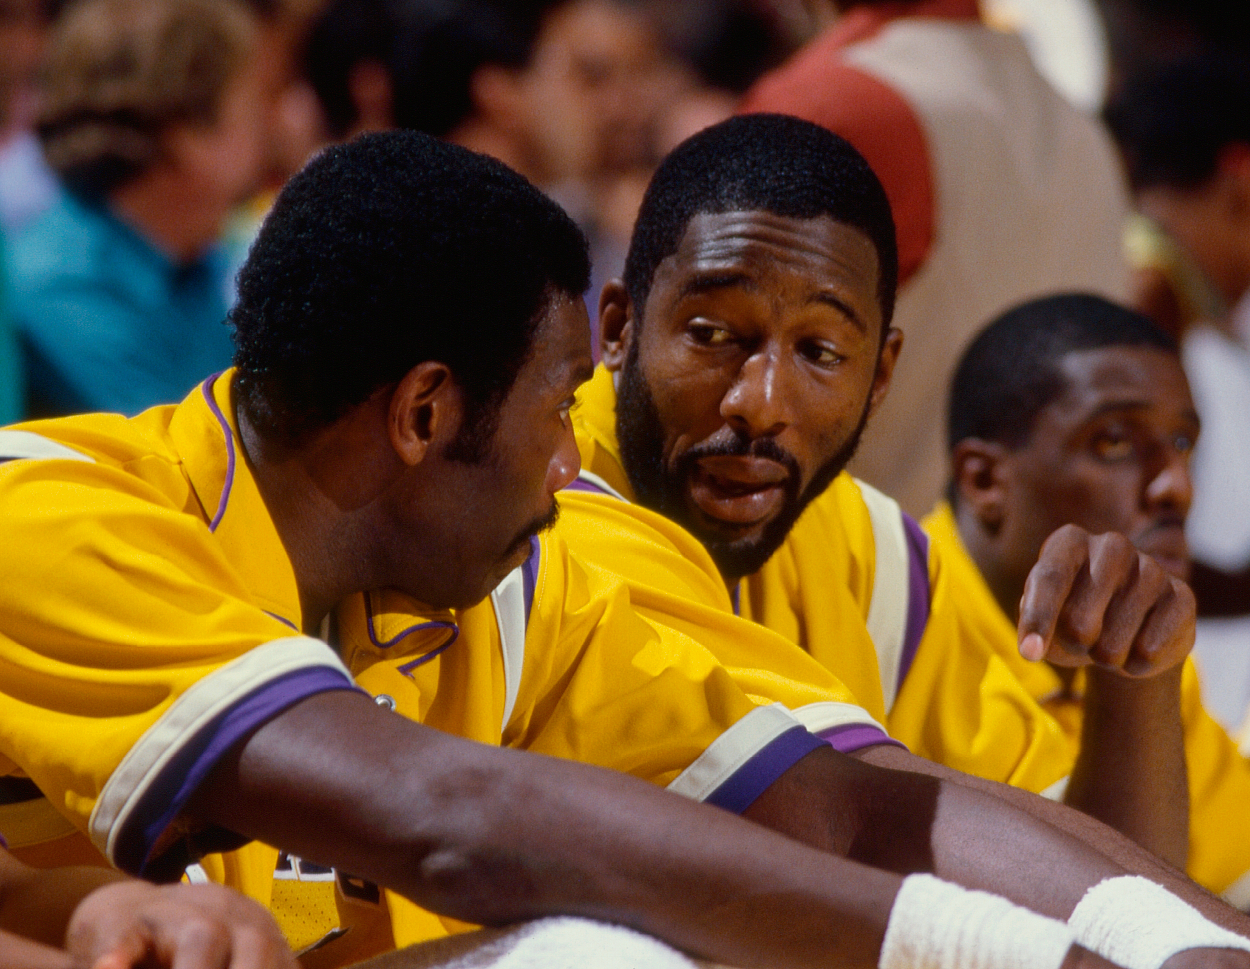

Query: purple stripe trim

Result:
[704,726,824,814]
[364,593,459,651]
[113,666,358,877]
[397,630,459,675]
[199,373,235,533]
[895,514,932,694]
[818,722,906,753]
[263,610,298,632]
[561,477,609,495]
[521,535,540,626]
[730,582,741,617]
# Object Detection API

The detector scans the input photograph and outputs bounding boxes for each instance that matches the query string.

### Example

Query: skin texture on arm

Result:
[188,691,1221,969]
[190,691,900,969]
[852,743,1249,937]
[0,850,123,948]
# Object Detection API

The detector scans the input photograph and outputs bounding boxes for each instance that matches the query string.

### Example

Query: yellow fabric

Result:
[552,490,879,718]
[0,376,305,844]
[923,502,1250,895]
[0,376,364,951]
[0,368,882,964]
[339,536,779,788]
[572,366,1073,793]
[320,526,861,951]
[0,369,874,962]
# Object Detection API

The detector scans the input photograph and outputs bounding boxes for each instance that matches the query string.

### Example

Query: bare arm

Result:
[186,691,1228,968]
[1018,527,1194,866]
[851,744,1250,936]
[745,744,1126,921]
[189,690,902,969]
[1066,665,1188,868]
[0,849,123,948]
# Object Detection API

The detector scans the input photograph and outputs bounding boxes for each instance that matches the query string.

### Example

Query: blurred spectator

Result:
[0,0,52,423]
[10,0,269,416]
[740,0,1132,517]
[1094,0,1250,99]
[0,0,57,235]
[1107,52,1250,732]
[305,0,702,337]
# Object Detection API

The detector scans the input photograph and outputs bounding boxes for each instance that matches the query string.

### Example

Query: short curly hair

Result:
[231,130,590,451]
[37,0,257,197]
[948,293,1177,452]
[624,113,898,331]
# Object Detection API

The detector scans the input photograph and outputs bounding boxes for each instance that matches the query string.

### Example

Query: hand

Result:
[1161,949,1250,969]
[1018,525,1195,678]
[65,882,296,969]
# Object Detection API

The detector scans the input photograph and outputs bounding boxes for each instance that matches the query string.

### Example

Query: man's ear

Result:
[867,327,903,416]
[599,279,636,372]
[951,438,1010,532]
[388,362,455,466]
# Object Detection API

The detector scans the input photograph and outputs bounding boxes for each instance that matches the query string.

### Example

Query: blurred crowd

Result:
[2,0,1250,748]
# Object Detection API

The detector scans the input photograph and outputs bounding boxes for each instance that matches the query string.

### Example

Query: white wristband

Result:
[880,874,1075,969]
[1069,875,1250,969]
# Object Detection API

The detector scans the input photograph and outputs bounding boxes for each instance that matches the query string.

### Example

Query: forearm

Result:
[857,746,1250,936]
[0,854,124,947]
[756,745,1121,919]
[189,691,900,969]
[1066,665,1188,868]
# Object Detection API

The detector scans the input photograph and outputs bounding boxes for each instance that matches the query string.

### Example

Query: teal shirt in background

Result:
[9,189,235,417]
[0,237,25,424]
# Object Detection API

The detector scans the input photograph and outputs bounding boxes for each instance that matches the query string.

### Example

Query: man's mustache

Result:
[680,432,800,475]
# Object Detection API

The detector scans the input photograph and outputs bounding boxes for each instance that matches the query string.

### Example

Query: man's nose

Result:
[548,418,582,494]
[721,348,792,439]
[1146,445,1194,515]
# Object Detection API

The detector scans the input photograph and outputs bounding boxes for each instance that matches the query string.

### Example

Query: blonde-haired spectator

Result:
[10,0,270,416]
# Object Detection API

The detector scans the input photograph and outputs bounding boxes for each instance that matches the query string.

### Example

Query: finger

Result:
[1052,532,1140,661]
[1087,551,1168,671]
[226,925,295,969]
[1122,578,1196,678]
[1018,525,1087,662]
[160,915,232,969]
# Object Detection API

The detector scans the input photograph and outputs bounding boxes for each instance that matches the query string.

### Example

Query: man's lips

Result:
[687,455,790,527]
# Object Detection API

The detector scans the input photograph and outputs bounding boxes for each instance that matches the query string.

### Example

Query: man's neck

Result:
[234,400,399,633]
[953,502,1024,622]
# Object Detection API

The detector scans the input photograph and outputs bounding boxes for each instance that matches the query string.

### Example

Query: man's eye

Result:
[1093,434,1133,461]
[800,342,843,366]
[689,323,732,345]
[1173,433,1195,455]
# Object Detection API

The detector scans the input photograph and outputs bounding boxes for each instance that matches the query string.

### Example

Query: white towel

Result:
[422,917,727,969]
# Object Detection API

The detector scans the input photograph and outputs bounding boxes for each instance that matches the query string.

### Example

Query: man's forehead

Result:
[1045,345,1195,427]
[647,209,882,323]
[668,209,877,266]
